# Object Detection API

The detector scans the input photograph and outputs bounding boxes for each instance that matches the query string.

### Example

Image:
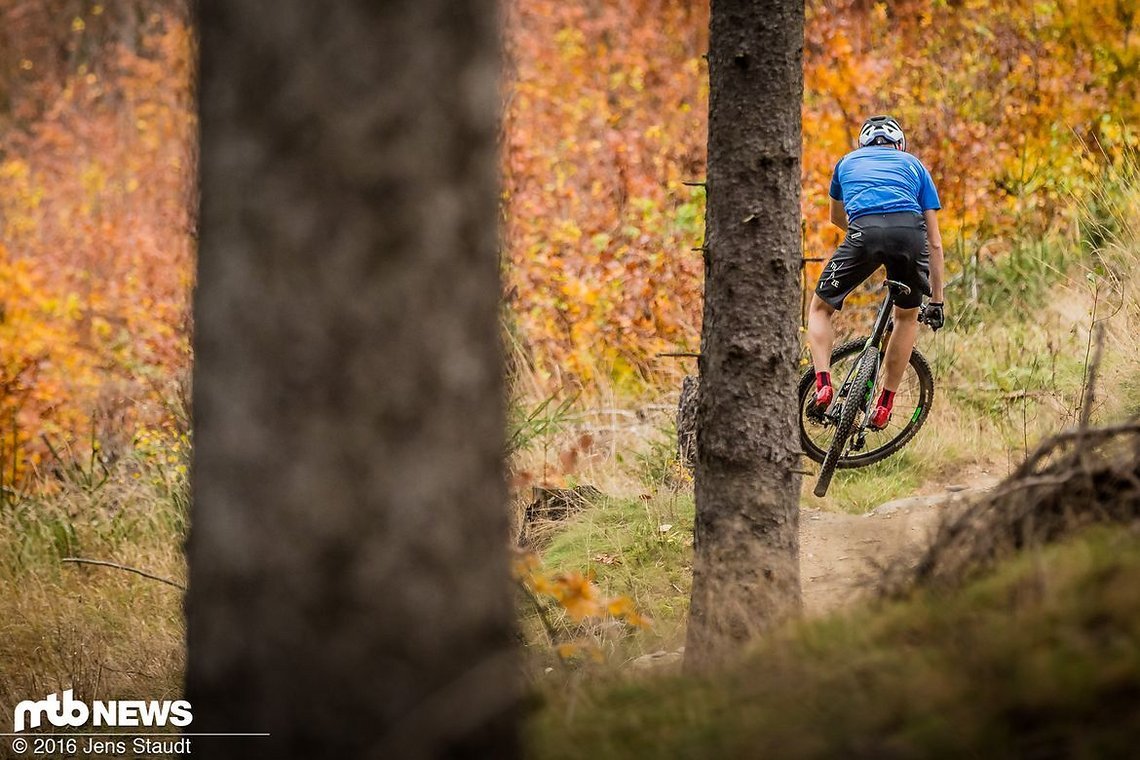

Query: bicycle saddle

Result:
[883,279,912,297]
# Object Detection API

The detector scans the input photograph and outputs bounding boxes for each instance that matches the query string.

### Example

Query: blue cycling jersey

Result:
[829,146,941,221]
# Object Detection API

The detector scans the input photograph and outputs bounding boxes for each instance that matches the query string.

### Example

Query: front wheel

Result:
[814,347,880,497]
[799,337,935,470]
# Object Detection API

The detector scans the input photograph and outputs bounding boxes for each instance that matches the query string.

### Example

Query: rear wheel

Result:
[799,337,935,471]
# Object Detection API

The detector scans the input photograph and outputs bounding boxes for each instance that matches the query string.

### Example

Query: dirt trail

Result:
[800,480,997,616]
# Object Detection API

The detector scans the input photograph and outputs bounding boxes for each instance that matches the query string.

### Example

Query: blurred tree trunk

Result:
[187,2,516,758]
[686,0,805,670]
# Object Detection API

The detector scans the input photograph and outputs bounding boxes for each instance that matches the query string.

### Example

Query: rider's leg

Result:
[882,305,919,391]
[870,305,920,428]
[807,294,837,377]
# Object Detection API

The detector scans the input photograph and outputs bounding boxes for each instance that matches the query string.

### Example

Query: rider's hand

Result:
[925,301,945,331]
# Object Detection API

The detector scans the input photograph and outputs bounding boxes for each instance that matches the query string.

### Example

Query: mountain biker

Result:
[807,115,945,430]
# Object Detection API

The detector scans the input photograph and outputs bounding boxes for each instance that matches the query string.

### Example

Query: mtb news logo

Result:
[13,690,192,733]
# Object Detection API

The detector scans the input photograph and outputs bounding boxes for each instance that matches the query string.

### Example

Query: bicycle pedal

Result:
[808,406,838,427]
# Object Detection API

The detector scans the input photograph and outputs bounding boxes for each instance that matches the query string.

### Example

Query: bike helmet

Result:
[858,115,906,150]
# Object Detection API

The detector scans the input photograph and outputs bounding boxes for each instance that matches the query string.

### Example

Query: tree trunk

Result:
[187,2,516,758]
[685,0,805,669]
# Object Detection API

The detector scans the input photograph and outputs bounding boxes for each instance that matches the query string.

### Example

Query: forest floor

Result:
[799,480,994,616]
[533,518,1140,759]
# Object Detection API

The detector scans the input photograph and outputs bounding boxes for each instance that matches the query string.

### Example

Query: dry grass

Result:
[0,452,186,730]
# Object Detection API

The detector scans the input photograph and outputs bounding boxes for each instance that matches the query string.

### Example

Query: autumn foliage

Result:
[502,0,1139,390]
[502,0,709,389]
[0,2,194,488]
[2,0,1138,487]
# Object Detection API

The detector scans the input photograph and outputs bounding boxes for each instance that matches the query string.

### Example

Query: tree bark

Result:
[685,0,805,670]
[187,2,516,758]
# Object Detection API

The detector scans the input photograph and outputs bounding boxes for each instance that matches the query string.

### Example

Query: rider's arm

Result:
[829,197,848,231]
[924,209,944,302]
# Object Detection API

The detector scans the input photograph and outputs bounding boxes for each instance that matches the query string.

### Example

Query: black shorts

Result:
[814,211,930,310]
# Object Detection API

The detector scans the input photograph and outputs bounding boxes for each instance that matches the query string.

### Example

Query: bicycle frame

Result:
[824,283,904,434]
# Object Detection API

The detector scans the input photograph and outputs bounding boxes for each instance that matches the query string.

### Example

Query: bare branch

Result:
[61,558,185,590]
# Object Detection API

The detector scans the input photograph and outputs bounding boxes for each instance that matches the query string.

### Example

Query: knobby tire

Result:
[814,347,879,497]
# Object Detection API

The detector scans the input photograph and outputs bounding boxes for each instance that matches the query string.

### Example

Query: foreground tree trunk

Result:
[187,2,515,758]
[686,0,805,669]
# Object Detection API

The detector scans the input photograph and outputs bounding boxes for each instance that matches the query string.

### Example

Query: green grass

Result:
[524,177,1140,747]
[802,450,925,513]
[947,236,1072,331]
[530,525,1140,759]
[540,493,695,649]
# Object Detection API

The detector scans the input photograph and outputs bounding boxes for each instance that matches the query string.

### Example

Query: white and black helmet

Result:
[858,115,906,150]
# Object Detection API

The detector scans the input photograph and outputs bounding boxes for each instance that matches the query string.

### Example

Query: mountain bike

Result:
[799,279,936,497]
[674,280,936,493]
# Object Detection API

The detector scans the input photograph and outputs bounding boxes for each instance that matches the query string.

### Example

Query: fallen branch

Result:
[881,418,1140,597]
[1013,419,1140,479]
[61,558,185,590]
